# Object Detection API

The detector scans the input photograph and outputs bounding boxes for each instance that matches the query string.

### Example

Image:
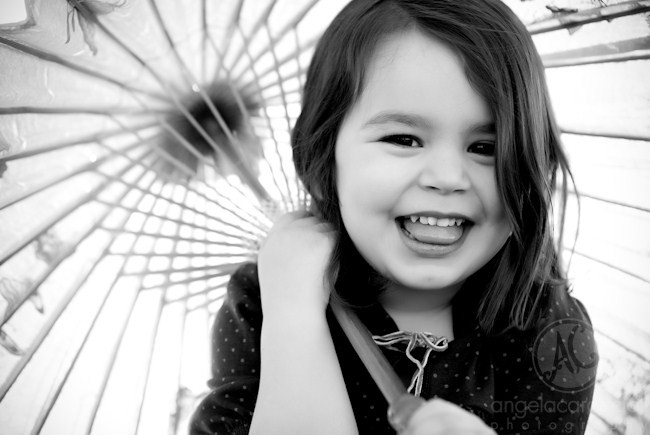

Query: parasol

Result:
[0,0,648,433]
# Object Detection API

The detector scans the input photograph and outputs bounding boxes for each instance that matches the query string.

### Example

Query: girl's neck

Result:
[379,283,460,339]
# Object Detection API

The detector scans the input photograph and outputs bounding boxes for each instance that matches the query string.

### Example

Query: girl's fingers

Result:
[403,398,497,435]
[273,212,335,236]
[270,210,327,228]
[258,211,338,314]
[270,210,310,228]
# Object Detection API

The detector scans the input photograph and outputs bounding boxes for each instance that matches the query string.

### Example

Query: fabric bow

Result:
[372,331,448,397]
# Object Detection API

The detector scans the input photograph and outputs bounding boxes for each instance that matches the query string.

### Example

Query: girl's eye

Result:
[467,141,496,156]
[380,135,421,148]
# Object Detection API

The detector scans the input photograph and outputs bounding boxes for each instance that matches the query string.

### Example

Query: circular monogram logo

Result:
[533,319,598,393]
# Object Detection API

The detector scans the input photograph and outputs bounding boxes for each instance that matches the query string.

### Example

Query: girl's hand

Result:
[257,211,336,316]
[252,214,357,435]
[403,398,496,435]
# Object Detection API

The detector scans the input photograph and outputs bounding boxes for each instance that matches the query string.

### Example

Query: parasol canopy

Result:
[0,0,649,433]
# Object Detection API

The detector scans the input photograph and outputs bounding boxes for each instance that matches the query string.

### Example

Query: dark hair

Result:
[291,0,574,335]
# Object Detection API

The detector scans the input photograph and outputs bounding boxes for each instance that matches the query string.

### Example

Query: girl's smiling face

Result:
[335,29,512,296]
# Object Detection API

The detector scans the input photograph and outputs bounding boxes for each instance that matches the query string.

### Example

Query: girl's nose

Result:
[417,146,470,194]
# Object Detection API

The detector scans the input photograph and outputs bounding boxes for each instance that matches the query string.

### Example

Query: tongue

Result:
[403,220,463,245]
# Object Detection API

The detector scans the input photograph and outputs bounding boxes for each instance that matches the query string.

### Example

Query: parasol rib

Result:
[0,150,159,329]
[104,121,271,233]
[121,262,243,278]
[0,106,168,116]
[150,118,273,227]
[101,200,258,241]
[100,176,264,239]
[0,36,170,104]
[0,122,158,162]
[164,286,227,305]
[291,28,308,209]
[210,0,245,79]
[238,34,318,95]
[560,128,650,144]
[99,229,252,251]
[0,140,148,212]
[115,252,254,260]
[263,22,304,208]
[565,248,650,285]
[93,199,260,244]
[146,0,271,203]
[0,157,155,399]
[118,181,194,435]
[187,289,229,312]
[235,23,295,210]
[141,271,231,291]
[228,0,279,77]
[567,189,650,214]
[213,41,294,208]
[82,270,160,435]
[68,0,271,201]
[0,150,156,267]
[199,9,295,210]
[528,1,650,35]
[15,166,161,433]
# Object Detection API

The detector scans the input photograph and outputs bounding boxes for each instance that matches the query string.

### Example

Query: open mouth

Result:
[397,215,473,246]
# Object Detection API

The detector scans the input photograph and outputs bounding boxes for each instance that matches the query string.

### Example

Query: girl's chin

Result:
[382,270,467,294]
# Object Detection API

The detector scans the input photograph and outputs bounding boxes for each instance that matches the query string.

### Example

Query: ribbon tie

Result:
[372,331,448,397]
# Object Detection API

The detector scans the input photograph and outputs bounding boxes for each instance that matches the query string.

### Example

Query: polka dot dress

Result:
[189,263,597,434]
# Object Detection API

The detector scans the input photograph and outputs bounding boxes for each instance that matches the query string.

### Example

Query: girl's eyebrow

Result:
[362,111,431,129]
[470,122,496,135]
[363,111,496,135]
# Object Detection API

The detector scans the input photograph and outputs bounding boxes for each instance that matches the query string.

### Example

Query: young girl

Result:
[191,0,598,433]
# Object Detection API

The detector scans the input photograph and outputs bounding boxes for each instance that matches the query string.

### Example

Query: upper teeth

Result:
[409,215,465,227]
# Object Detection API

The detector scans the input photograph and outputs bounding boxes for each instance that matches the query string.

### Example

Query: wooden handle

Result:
[330,301,423,431]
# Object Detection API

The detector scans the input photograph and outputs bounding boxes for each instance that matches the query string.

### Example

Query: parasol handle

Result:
[330,300,425,433]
